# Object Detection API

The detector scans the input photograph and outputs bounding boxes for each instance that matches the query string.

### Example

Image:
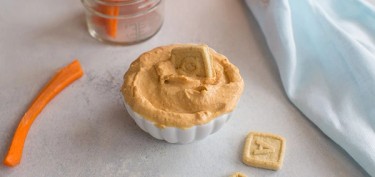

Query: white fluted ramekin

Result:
[122,97,231,144]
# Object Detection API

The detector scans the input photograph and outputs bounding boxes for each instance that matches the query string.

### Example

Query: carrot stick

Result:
[3,60,84,167]
[105,5,119,38]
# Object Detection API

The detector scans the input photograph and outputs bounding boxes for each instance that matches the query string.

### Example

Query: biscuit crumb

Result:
[242,132,286,170]
[230,172,247,177]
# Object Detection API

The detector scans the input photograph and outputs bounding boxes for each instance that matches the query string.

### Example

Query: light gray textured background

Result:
[0,0,372,176]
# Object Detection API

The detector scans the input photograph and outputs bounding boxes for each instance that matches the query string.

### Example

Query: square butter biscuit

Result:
[170,44,214,79]
[242,132,286,170]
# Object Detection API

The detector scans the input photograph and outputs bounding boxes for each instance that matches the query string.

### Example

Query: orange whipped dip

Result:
[121,44,244,128]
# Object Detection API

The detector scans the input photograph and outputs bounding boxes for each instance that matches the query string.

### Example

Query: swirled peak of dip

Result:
[121,44,244,128]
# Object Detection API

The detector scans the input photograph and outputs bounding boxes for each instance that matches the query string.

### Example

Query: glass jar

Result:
[81,0,164,44]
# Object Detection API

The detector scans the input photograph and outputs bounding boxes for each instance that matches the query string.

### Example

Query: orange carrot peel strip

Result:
[3,60,84,167]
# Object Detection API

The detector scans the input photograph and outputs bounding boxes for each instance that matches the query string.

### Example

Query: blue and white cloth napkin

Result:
[245,0,375,175]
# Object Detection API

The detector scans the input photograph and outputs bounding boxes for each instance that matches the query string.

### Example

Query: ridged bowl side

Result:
[123,99,231,144]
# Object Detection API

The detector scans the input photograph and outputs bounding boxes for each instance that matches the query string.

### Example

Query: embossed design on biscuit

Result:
[171,44,215,79]
[242,132,286,170]
[253,139,275,155]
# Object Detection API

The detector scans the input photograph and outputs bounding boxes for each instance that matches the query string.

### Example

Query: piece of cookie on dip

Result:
[121,44,244,143]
